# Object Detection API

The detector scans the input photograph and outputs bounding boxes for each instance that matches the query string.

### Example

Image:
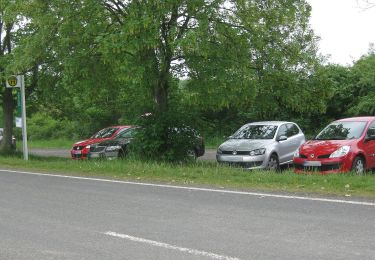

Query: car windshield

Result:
[91,127,118,138]
[231,125,278,140]
[315,121,367,140]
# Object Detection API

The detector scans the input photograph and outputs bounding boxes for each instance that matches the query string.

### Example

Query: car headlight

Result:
[85,145,91,149]
[294,149,300,158]
[329,146,350,158]
[249,148,266,156]
[106,145,121,152]
[217,148,223,154]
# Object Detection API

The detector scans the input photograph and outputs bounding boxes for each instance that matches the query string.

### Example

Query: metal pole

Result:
[20,75,28,160]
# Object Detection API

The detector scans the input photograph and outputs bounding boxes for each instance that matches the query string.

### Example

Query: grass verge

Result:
[1,154,375,198]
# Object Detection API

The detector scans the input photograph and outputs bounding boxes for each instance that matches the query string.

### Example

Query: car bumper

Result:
[216,154,266,169]
[71,151,88,159]
[293,156,352,174]
[88,150,119,160]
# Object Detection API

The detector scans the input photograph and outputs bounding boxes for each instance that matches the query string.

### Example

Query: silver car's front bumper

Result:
[216,154,267,169]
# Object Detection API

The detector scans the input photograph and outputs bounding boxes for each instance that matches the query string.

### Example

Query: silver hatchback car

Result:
[216,121,305,170]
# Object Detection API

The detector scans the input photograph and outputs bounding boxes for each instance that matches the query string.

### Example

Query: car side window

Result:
[277,124,288,138]
[119,128,137,138]
[366,122,375,137]
[286,124,300,137]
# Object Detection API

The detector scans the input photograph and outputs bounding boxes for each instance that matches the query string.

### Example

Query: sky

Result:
[307,0,375,65]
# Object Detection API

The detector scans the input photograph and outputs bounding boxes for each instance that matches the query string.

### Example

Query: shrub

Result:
[26,112,75,140]
[130,109,200,162]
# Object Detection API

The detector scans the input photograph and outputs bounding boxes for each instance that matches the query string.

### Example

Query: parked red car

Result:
[293,117,375,174]
[70,126,132,159]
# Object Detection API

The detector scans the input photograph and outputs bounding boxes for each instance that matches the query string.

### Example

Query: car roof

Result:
[336,117,375,122]
[246,121,297,126]
[111,125,133,128]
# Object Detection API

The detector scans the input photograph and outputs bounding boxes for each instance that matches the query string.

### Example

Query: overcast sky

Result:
[307,0,375,65]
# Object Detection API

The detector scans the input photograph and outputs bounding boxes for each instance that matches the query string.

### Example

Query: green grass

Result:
[1,154,375,198]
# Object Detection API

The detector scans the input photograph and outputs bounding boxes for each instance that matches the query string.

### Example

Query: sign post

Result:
[6,75,28,160]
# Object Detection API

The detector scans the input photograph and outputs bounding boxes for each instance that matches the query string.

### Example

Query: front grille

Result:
[222,151,250,155]
[300,154,307,158]
[294,163,341,172]
[73,146,85,150]
[224,161,263,168]
[317,154,331,159]
[90,146,106,153]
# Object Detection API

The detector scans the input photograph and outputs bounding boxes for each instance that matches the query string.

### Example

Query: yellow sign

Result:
[7,76,18,87]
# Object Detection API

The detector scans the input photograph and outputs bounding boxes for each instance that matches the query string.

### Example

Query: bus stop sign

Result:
[6,75,21,88]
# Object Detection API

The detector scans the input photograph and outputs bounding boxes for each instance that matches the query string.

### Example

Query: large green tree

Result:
[8,0,331,158]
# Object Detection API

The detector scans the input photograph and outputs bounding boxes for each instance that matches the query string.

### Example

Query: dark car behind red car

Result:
[70,126,132,159]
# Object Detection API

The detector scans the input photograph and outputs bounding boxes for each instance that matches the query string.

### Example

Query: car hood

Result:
[73,138,111,147]
[219,139,274,151]
[300,139,356,157]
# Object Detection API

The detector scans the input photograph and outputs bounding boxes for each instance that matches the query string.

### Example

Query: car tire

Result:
[186,149,197,161]
[267,154,280,171]
[118,149,127,159]
[351,156,365,175]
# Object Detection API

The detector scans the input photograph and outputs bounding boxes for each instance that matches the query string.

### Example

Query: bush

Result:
[26,112,76,140]
[130,109,200,162]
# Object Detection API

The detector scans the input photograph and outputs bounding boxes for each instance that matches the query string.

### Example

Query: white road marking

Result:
[104,231,240,260]
[1,169,375,207]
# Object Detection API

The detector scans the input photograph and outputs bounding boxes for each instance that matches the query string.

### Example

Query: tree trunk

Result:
[0,21,15,152]
[154,79,168,112]
[0,86,15,152]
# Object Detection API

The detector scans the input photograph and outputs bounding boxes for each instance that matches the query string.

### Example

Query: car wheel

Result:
[267,154,279,171]
[118,149,127,159]
[352,156,365,175]
[186,149,197,161]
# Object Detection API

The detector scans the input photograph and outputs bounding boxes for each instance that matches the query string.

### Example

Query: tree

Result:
[347,53,375,115]
[0,1,17,152]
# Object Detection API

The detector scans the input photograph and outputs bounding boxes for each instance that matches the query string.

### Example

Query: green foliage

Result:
[26,112,75,140]
[130,107,201,162]
[348,53,375,115]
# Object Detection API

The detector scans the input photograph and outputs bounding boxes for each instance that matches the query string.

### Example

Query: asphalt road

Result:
[29,148,217,161]
[1,169,375,260]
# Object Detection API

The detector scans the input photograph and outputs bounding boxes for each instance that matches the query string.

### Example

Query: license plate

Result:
[73,150,82,155]
[304,161,321,167]
[222,156,243,162]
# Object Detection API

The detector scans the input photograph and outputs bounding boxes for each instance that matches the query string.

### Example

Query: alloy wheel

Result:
[353,157,365,175]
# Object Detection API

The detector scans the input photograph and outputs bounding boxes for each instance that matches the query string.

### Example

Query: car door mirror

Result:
[227,135,234,139]
[277,135,288,142]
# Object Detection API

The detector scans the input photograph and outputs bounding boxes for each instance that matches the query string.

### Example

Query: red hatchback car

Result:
[71,126,132,159]
[293,117,375,174]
